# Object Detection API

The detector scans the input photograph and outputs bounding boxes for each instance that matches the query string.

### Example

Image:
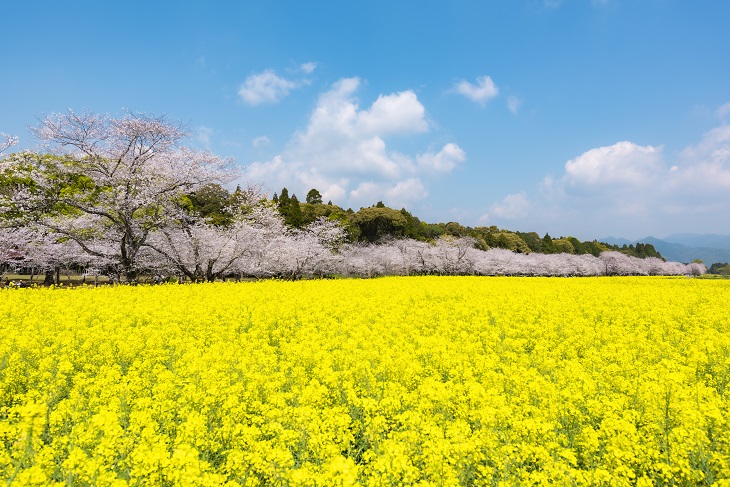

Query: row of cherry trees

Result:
[0,113,705,283]
[0,225,706,281]
[333,240,705,277]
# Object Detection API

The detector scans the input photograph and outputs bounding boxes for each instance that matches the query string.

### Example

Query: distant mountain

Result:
[600,236,635,247]
[662,233,730,251]
[600,234,730,265]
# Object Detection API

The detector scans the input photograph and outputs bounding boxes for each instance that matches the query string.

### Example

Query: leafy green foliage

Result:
[708,262,730,275]
[264,187,666,260]
[352,206,407,242]
[305,188,323,204]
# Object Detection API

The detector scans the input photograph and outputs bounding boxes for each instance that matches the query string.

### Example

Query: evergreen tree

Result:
[278,188,291,209]
[542,233,554,253]
[286,194,304,227]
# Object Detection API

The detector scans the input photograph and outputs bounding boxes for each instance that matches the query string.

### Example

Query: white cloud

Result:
[484,128,730,238]
[300,78,428,143]
[387,178,428,204]
[289,77,430,180]
[669,125,730,193]
[678,125,730,162]
[252,135,270,148]
[349,179,428,209]
[507,96,521,115]
[564,141,662,187]
[453,76,499,106]
[244,77,463,209]
[356,91,428,135]
[300,62,317,74]
[349,181,380,203]
[238,70,298,105]
[245,155,286,184]
[490,192,529,220]
[416,143,466,173]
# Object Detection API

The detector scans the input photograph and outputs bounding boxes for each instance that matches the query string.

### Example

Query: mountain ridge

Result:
[600,234,730,265]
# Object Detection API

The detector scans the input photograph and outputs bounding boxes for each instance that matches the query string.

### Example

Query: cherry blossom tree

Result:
[0,133,17,155]
[338,241,405,277]
[0,226,30,280]
[147,205,285,282]
[0,111,235,281]
[257,217,347,279]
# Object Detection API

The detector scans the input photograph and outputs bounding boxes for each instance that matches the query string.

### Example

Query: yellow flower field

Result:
[1,277,729,486]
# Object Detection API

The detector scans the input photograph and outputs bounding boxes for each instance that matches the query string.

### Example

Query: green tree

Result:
[353,206,407,242]
[278,187,291,210]
[306,188,323,205]
[566,236,584,254]
[542,233,554,254]
[495,232,531,253]
[708,262,730,275]
[185,183,233,226]
[422,223,446,240]
[400,208,426,241]
[552,238,575,254]
[517,231,542,252]
[284,194,304,227]
[444,222,467,237]
[582,240,606,257]
[644,244,661,258]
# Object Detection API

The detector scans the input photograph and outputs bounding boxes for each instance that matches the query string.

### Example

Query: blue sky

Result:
[3,0,729,240]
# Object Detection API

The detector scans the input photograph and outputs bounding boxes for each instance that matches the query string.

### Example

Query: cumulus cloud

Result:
[453,76,499,106]
[490,193,530,220]
[356,92,428,135]
[387,178,428,204]
[299,78,428,144]
[238,70,299,105]
[245,155,286,184]
[484,126,730,238]
[669,125,730,193]
[349,179,428,209]
[243,77,463,209]
[417,143,466,173]
[564,141,662,188]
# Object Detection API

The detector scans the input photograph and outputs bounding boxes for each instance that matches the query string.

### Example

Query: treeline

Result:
[708,262,730,275]
[247,186,663,259]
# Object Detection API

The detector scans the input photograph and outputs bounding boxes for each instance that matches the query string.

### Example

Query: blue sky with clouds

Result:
[3,1,729,240]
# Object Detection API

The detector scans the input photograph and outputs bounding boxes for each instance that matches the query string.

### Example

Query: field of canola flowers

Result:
[1,276,730,486]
